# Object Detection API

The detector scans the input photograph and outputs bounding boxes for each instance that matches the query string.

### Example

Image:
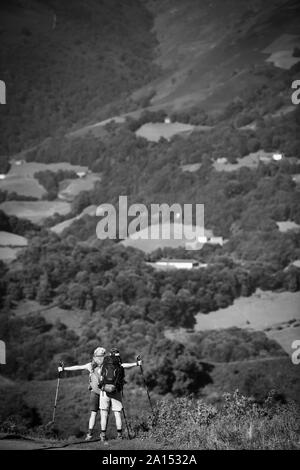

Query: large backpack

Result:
[100,355,125,394]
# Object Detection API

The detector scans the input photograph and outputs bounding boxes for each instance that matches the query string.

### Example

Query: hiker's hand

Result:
[137,359,142,367]
[58,366,64,373]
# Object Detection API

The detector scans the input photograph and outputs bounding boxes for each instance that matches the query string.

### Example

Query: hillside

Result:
[1,0,300,452]
[0,365,299,449]
[0,0,158,155]
[137,0,300,111]
[1,0,300,162]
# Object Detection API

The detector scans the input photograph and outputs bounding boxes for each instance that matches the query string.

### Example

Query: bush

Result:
[0,387,41,434]
[143,390,300,449]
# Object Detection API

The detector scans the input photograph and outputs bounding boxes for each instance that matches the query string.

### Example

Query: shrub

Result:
[142,390,300,449]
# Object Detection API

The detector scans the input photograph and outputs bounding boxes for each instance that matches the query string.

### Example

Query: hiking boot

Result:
[100,433,108,445]
[85,433,93,441]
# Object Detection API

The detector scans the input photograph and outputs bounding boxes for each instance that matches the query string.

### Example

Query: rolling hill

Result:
[139,0,300,111]
[1,0,300,451]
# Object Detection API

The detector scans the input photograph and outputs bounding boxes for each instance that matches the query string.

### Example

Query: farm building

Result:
[155,258,207,270]
[76,171,87,178]
[197,235,223,246]
[208,236,223,245]
[272,153,283,161]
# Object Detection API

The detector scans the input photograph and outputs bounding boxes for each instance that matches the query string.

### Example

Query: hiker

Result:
[98,347,141,442]
[57,347,142,442]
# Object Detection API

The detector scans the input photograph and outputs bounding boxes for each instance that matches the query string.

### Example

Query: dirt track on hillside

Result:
[0,434,163,451]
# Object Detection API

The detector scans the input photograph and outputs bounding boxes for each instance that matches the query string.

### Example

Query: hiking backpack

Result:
[100,355,125,394]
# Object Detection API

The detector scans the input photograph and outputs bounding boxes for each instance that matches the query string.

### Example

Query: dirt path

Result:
[0,435,164,451]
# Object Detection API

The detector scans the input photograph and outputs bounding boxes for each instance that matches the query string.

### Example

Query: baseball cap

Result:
[93,347,106,357]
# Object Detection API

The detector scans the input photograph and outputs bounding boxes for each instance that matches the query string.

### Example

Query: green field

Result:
[13,300,88,336]
[213,151,273,172]
[1,161,89,199]
[135,122,194,142]
[194,290,300,355]
[0,231,28,262]
[276,221,300,233]
[50,205,97,234]
[264,33,300,69]
[121,223,210,253]
[58,175,101,201]
[0,200,71,224]
[0,247,23,262]
[0,231,28,247]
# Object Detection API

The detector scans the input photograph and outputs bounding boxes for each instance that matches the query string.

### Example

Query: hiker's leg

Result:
[89,411,97,430]
[114,411,122,430]
[99,391,110,441]
[86,392,100,438]
[111,394,123,437]
[100,409,109,431]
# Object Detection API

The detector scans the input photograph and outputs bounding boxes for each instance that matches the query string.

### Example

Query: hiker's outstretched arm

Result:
[58,363,91,372]
[122,360,142,369]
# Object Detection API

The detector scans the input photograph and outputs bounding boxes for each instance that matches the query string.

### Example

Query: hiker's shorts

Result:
[90,391,100,412]
[100,390,123,412]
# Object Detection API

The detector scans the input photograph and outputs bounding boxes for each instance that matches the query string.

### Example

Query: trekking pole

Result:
[51,361,64,424]
[121,391,131,440]
[136,355,154,414]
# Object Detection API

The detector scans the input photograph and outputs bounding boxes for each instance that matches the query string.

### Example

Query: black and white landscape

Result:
[0,0,299,451]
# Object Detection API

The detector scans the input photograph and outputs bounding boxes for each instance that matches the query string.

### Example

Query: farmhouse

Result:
[272,153,283,161]
[198,235,223,246]
[208,236,223,245]
[76,171,87,178]
[216,157,227,164]
[155,258,207,270]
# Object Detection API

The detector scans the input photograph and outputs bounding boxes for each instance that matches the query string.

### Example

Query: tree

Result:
[36,273,52,305]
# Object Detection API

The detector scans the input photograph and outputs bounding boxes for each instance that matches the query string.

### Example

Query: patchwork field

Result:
[0,247,23,262]
[276,220,300,233]
[0,231,28,262]
[8,161,89,178]
[263,33,300,69]
[67,116,126,139]
[0,231,28,247]
[180,163,202,173]
[13,300,88,336]
[213,151,273,172]
[0,175,46,199]
[121,223,210,253]
[0,200,71,224]
[58,176,101,201]
[0,161,89,199]
[195,289,300,355]
[135,122,194,142]
[50,205,97,234]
